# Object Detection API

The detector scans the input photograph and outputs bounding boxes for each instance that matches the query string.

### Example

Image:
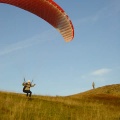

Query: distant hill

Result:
[70,84,120,98]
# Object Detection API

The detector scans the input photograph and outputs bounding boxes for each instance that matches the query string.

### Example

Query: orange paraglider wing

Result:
[0,0,74,42]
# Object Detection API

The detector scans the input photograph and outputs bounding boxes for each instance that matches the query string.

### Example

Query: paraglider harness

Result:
[23,83,27,92]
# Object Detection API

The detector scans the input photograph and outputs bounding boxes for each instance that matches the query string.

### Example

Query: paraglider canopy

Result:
[0,0,74,42]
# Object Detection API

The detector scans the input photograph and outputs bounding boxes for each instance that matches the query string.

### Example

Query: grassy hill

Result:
[0,84,120,120]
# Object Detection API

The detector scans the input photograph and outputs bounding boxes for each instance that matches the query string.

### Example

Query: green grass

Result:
[0,84,120,120]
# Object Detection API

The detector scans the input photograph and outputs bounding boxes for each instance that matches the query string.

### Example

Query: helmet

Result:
[27,80,31,83]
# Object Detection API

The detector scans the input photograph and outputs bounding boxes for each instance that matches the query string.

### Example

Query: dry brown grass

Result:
[0,84,120,120]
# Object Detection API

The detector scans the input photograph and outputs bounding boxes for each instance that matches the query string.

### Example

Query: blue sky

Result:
[0,0,120,96]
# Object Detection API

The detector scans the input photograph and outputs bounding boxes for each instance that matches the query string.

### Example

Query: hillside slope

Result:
[0,84,120,120]
[71,84,120,97]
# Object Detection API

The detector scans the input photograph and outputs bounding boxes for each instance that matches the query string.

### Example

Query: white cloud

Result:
[75,0,120,27]
[0,29,57,56]
[91,68,112,76]
[0,36,37,56]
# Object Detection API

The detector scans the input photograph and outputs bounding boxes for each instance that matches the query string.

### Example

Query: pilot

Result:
[22,80,36,97]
